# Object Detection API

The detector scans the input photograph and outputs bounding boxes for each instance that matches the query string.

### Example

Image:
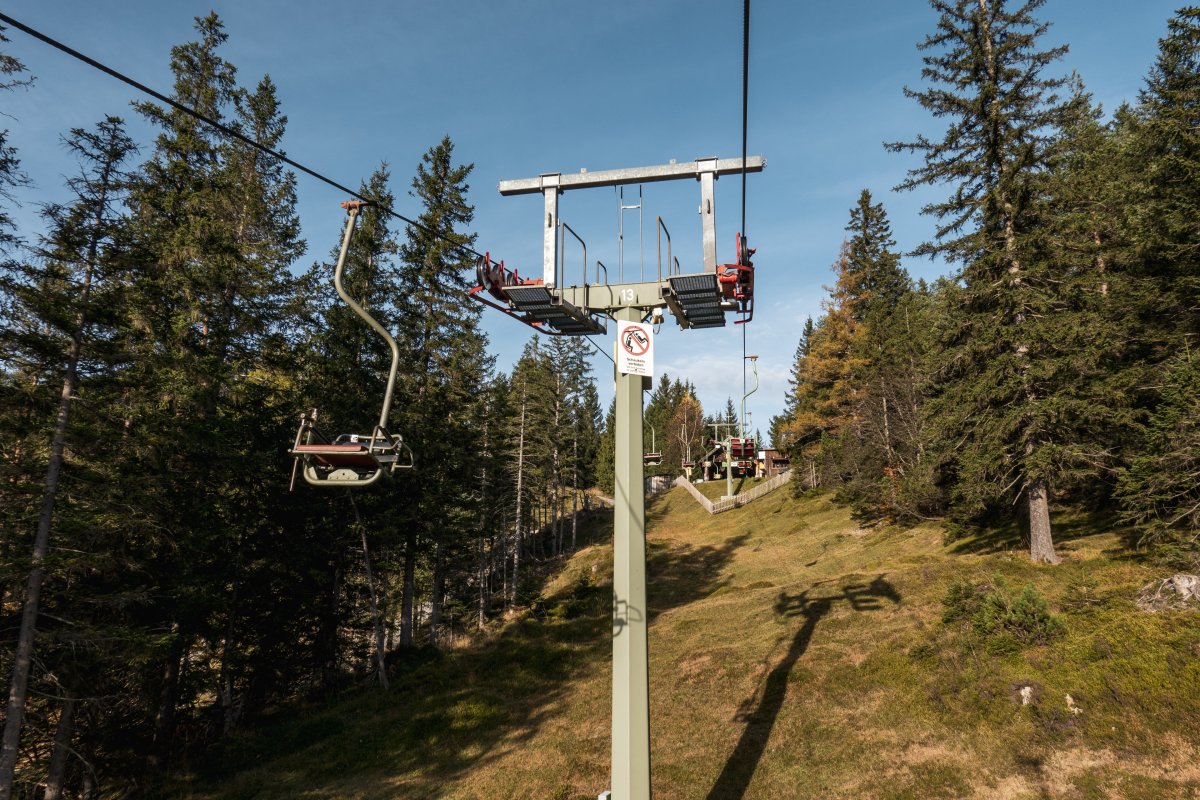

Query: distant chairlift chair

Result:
[289,201,414,489]
[643,428,663,467]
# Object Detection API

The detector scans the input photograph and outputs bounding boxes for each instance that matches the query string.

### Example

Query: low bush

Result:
[941,576,1066,651]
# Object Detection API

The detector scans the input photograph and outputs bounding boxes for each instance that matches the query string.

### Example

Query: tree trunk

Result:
[350,496,389,688]
[315,562,343,689]
[1093,229,1108,297]
[219,532,244,735]
[400,530,416,648]
[477,534,487,630]
[43,692,76,800]
[429,540,445,648]
[512,394,526,604]
[151,632,184,769]
[0,230,100,798]
[1028,478,1060,564]
[880,387,895,468]
[571,436,579,554]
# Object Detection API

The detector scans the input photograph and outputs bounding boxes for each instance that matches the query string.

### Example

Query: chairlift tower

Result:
[484,155,764,800]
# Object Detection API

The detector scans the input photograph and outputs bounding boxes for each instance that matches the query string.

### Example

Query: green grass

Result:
[168,489,1200,799]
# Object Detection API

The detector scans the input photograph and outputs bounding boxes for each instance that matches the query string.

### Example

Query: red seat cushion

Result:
[292,443,379,469]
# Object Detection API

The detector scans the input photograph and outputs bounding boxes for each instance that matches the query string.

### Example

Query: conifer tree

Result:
[393,136,492,644]
[888,0,1084,563]
[1127,8,1200,355]
[1111,8,1200,567]
[770,316,814,448]
[0,118,135,800]
[1116,352,1200,569]
[0,25,31,252]
[595,398,616,495]
[121,12,306,756]
[843,190,908,321]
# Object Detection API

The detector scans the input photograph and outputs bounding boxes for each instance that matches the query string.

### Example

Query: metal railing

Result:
[559,220,588,290]
[655,216,681,282]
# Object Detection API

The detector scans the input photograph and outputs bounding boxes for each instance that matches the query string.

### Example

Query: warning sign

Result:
[616,320,654,377]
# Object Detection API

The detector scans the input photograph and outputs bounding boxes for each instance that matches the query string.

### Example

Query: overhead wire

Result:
[584,335,615,365]
[0,11,498,269]
[1,12,664,373]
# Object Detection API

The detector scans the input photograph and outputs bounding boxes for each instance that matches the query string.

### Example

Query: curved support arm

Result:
[333,203,401,431]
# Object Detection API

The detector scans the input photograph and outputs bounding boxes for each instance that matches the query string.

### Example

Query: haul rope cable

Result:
[0,11,495,268]
[0,12,618,369]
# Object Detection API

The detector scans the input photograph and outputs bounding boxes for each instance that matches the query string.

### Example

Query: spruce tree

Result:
[888,0,1084,563]
[1111,8,1200,568]
[0,25,31,252]
[843,190,908,321]
[122,12,307,758]
[0,118,136,800]
[393,136,491,643]
[1127,8,1200,356]
[1116,353,1200,570]
[770,316,814,448]
[595,398,616,495]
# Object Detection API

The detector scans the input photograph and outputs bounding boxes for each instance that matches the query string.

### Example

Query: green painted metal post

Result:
[611,304,651,800]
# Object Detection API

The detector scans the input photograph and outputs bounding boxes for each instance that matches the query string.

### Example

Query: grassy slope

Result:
[173,489,1200,800]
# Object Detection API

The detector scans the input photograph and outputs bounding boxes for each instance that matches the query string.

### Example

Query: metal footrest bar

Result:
[502,285,606,336]
[663,273,727,329]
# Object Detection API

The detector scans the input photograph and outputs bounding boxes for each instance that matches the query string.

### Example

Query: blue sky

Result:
[1,0,1182,439]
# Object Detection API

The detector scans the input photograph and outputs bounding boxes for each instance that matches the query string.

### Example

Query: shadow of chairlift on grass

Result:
[704,575,902,800]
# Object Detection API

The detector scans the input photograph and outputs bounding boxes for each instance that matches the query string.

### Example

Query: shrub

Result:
[941,576,1066,649]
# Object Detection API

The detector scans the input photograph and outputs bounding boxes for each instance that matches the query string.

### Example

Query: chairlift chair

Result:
[289,201,414,489]
[643,428,662,467]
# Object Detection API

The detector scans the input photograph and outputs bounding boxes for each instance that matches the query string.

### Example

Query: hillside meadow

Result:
[169,487,1200,800]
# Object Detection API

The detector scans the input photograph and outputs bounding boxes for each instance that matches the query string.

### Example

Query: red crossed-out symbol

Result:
[621,325,651,356]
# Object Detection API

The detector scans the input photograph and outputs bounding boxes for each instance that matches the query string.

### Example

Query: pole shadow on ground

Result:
[705,574,902,800]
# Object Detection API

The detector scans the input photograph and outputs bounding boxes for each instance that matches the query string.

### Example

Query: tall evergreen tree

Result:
[120,12,305,761]
[770,316,814,448]
[843,190,909,321]
[0,118,136,800]
[0,25,31,252]
[1111,8,1200,567]
[1129,7,1200,344]
[393,136,492,646]
[888,0,1085,563]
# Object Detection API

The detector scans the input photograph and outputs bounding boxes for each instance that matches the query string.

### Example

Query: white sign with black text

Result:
[616,320,653,377]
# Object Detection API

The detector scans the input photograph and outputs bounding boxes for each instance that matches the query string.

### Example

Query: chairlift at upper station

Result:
[289,201,414,490]
[468,156,764,336]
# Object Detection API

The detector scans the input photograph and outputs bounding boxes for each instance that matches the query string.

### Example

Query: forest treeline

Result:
[770,3,1200,570]
[0,14,624,797]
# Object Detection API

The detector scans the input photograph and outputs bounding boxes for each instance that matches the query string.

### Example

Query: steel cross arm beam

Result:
[556,281,670,311]
[497,156,765,195]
